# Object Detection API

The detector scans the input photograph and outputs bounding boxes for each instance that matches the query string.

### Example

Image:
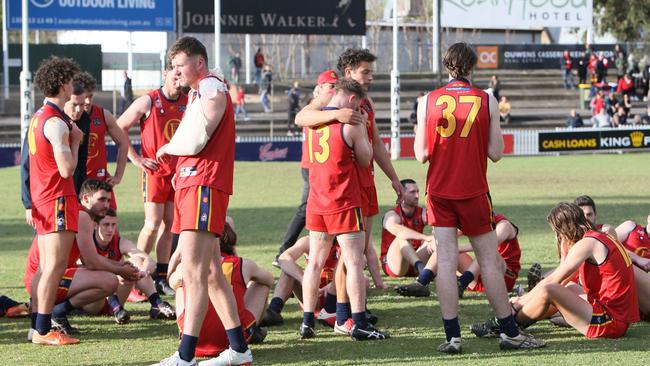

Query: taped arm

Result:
[43,117,75,179]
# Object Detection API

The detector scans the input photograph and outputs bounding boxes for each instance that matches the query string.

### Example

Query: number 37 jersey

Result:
[425,78,491,199]
[306,121,363,215]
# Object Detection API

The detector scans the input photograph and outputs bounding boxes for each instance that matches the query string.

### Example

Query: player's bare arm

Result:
[344,123,372,167]
[414,95,429,163]
[487,94,504,162]
[116,95,158,172]
[103,109,128,185]
[495,220,517,244]
[278,238,310,283]
[615,220,637,243]
[295,103,363,127]
[119,237,155,276]
[383,211,432,242]
[370,121,404,200]
[242,260,274,288]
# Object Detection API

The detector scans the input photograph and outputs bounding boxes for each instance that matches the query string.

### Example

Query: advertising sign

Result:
[442,0,593,29]
[183,0,365,35]
[539,129,650,152]
[7,0,175,31]
[475,44,618,70]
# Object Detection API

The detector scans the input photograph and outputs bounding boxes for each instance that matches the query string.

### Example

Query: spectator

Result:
[287,81,301,135]
[627,53,638,75]
[616,73,635,98]
[229,52,242,84]
[612,106,628,127]
[632,114,643,126]
[119,70,133,115]
[410,92,425,124]
[260,65,273,113]
[640,108,650,124]
[488,75,501,101]
[590,90,605,115]
[254,48,265,86]
[577,51,588,84]
[235,85,249,121]
[588,53,598,83]
[615,51,627,80]
[622,93,632,115]
[566,109,584,128]
[614,44,626,59]
[596,53,608,83]
[639,56,650,100]
[561,50,575,89]
[498,95,511,124]
[592,108,611,128]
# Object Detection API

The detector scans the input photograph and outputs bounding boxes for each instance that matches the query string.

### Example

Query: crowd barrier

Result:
[2,127,650,169]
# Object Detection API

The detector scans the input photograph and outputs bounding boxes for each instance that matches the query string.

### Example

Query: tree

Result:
[594,0,650,42]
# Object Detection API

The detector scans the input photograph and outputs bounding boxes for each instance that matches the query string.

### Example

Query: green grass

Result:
[1,154,650,365]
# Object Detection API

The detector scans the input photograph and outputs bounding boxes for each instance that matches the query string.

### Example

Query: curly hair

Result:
[73,71,97,93]
[337,48,376,75]
[33,56,80,97]
[547,202,594,258]
[442,42,477,79]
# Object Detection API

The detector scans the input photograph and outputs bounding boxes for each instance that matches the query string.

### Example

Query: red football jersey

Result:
[580,231,639,323]
[94,232,122,262]
[24,234,81,296]
[425,78,491,199]
[622,224,650,259]
[27,102,77,207]
[380,205,426,260]
[141,89,188,177]
[494,213,521,276]
[358,97,375,188]
[175,75,235,194]
[306,120,362,215]
[86,104,109,180]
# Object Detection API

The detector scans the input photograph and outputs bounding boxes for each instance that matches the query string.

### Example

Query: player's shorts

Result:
[306,207,364,235]
[141,170,175,203]
[586,302,630,339]
[32,196,80,235]
[361,185,379,217]
[381,260,418,278]
[172,186,229,236]
[467,268,518,292]
[426,193,494,236]
[27,267,77,303]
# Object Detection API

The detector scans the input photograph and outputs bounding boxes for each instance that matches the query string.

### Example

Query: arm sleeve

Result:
[198,77,228,100]
[20,132,32,209]
[43,117,71,153]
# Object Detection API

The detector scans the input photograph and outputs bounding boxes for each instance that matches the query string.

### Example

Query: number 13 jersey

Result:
[306,120,362,215]
[425,78,491,199]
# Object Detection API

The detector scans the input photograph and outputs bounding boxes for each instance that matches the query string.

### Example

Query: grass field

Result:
[1,154,650,365]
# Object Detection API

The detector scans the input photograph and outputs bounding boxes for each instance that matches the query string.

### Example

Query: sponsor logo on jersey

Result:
[178,105,186,113]
[97,169,106,177]
[93,118,102,126]
[179,166,198,177]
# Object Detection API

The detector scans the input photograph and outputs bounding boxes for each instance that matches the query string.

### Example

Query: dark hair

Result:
[574,195,596,214]
[169,36,208,64]
[79,179,113,199]
[442,42,477,79]
[337,48,377,75]
[220,222,237,255]
[74,71,97,93]
[94,208,117,223]
[335,78,366,99]
[400,178,416,187]
[33,56,80,97]
[71,79,85,96]
[547,202,594,258]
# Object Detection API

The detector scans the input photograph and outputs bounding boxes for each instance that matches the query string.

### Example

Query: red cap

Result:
[317,69,339,85]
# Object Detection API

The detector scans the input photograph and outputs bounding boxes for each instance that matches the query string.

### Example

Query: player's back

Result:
[306,120,362,215]
[86,104,108,180]
[425,78,491,199]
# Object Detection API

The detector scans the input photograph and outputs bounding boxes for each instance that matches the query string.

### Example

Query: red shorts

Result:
[381,260,417,278]
[586,302,630,339]
[32,196,80,235]
[467,268,518,292]
[27,267,77,303]
[426,193,494,236]
[141,170,175,203]
[361,186,379,217]
[172,186,229,236]
[306,207,364,235]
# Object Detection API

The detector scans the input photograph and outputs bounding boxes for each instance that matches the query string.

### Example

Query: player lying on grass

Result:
[25,180,140,339]
[169,220,273,359]
[396,212,521,299]
[92,209,176,323]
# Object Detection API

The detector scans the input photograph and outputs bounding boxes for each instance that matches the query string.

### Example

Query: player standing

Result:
[413,42,544,352]
[117,65,188,295]
[27,56,82,345]
[153,36,250,366]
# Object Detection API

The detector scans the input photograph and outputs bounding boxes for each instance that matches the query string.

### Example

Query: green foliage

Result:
[1,155,650,365]
[594,0,650,42]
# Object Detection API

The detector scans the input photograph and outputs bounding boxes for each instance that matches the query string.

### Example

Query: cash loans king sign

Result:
[442,0,592,29]
[7,0,175,31]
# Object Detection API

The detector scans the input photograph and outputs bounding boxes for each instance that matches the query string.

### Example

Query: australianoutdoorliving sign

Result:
[539,129,650,153]
[183,0,366,35]
[442,0,592,29]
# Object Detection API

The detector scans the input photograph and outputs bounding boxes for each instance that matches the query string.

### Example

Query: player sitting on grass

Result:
[170,220,273,359]
[262,236,339,328]
[476,203,639,340]
[92,209,176,323]
[0,295,29,318]
[616,213,650,260]
[397,212,521,299]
